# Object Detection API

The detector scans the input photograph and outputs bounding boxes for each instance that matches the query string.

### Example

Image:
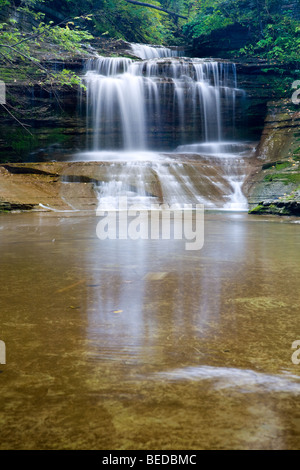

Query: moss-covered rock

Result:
[249,199,300,216]
[246,98,300,216]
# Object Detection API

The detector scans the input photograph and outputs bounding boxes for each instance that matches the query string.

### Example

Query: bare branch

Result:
[1,104,33,135]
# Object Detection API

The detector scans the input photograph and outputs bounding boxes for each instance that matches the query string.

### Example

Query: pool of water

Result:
[0,211,299,449]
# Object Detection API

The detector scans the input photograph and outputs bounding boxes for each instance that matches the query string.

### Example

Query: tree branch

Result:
[1,104,33,135]
[0,44,65,110]
[122,0,187,20]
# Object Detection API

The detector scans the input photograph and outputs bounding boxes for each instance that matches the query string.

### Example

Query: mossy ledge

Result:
[249,199,300,216]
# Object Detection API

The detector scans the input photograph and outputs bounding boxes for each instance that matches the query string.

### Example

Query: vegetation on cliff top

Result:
[1,1,300,62]
[183,0,300,63]
[0,1,299,108]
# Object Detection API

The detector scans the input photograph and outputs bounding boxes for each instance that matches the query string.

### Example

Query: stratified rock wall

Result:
[246,100,300,215]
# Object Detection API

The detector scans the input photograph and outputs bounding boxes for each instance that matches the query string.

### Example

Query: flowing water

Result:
[0,212,299,449]
[130,43,183,60]
[78,52,251,211]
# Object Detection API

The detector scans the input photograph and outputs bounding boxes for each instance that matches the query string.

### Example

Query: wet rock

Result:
[249,199,300,216]
[246,99,300,216]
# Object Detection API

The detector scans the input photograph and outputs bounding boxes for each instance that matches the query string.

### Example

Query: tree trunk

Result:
[122,0,187,20]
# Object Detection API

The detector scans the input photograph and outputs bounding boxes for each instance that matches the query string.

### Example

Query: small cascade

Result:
[130,43,182,59]
[78,49,252,211]
[85,56,133,75]
[73,152,251,210]
[176,142,252,154]
[175,141,254,211]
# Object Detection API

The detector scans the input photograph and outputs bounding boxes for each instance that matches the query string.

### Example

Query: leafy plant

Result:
[183,0,300,65]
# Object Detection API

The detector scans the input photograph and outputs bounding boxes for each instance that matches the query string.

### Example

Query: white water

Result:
[79,48,252,211]
[84,57,239,148]
[153,366,300,393]
[130,43,182,59]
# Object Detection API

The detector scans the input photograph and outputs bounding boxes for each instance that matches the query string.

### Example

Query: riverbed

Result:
[0,211,299,449]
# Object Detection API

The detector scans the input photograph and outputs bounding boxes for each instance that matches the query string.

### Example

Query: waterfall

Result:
[84,57,239,150]
[130,43,182,59]
[78,49,252,211]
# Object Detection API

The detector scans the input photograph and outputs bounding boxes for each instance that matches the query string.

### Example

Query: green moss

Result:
[269,204,290,215]
[263,174,274,182]
[263,161,294,171]
[248,204,266,214]
[293,147,300,161]
[275,161,292,171]
[249,203,291,215]
[3,129,38,154]
[0,66,43,83]
[249,200,298,216]
[0,125,71,162]
[263,172,300,185]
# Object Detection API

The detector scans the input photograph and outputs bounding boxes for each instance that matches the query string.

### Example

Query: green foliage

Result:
[0,0,189,46]
[183,0,236,38]
[239,17,300,63]
[0,3,93,88]
[91,0,179,44]
[32,21,93,52]
[38,0,188,44]
[0,18,33,61]
[183,0,300,64]
[183,0,246,39]
[48,69,86,89]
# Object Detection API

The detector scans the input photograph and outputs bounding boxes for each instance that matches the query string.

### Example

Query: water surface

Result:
[0,212,299,449]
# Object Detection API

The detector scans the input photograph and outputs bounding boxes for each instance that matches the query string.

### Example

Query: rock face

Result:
[190,24,253,59]
[1,36,291,162]
[1,56,285,163]
[246,100,300,215]
[0,37,139,164]
[0,162,105,212]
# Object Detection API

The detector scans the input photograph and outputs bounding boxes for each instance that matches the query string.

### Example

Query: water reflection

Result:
[0,212,300,449]
[154,366,300,393]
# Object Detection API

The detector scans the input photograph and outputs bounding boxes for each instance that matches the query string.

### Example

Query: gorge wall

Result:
[246,100,300,215]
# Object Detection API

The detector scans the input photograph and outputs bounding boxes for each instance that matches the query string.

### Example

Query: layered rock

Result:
[246,100,300,215]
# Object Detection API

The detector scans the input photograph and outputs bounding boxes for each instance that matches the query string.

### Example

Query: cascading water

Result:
[130,43,182,59]
[83,56,239,149]
[77,47,253,210]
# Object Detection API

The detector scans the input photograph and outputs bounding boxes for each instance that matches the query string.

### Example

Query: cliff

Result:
[246,100,300,216]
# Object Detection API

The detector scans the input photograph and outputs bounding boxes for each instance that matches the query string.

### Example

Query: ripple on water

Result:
[153,365,300,393]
